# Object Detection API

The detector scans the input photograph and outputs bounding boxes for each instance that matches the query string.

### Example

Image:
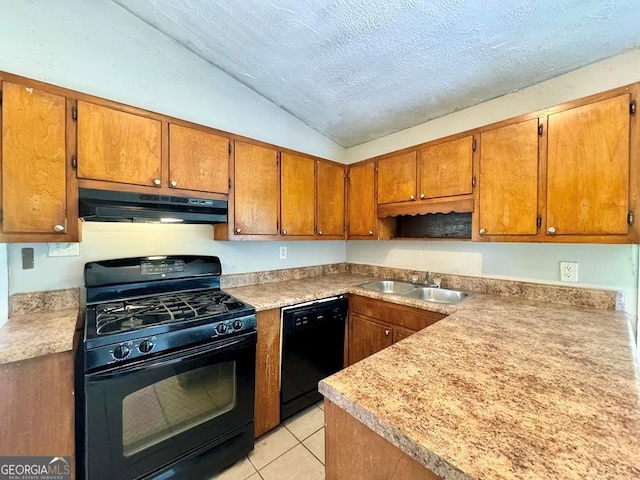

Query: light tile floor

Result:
[212,402,325,480]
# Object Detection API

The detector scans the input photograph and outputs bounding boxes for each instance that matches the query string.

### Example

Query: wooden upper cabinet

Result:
[377,151,417,204]
[478,119,540,236]
[280,153,315,236]
[233,141,279,235]
[1,81,74,239]
[317,160,345,237]
[348,161,376,237]
[419,136,473,199]
[546,94,631,236]
[168,123,229,194]
[77,101,161,187]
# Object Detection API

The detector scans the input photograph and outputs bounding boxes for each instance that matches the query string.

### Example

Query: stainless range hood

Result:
[79,188,228,224]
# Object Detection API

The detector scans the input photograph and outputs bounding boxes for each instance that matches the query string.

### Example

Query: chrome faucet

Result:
[411,271,441,288]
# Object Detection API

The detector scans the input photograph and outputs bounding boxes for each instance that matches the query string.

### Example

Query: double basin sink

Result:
[357,280,475,305]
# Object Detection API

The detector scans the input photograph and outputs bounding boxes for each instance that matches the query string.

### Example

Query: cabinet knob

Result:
[282,230,288,235]
[170,180,177,188]
[479,228,486,235]
[153,178,161,186]
[53,224,65,233]
[235,228,242,234]
[318,230,323,235]
[384,329,390,336]
[409,194,415,200]
[368,230,374,236]
[547,226,556,235]
[420,193,425,199]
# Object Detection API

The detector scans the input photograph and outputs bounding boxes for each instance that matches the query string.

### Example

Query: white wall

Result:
[0,0,344,161]
[8,223,346,294]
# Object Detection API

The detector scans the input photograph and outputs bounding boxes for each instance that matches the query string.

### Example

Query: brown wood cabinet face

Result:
[254,309,281,438]
[547,94,631,236]
[393,327,415,343]
[349,313,393,365]
[377,151,417,204]
[478,119,540,236]
[280,153,315,236]
[234,141,279,235]
[317,161,345,237]
[1,82,67,234]
[420,136,473,199]
[168,123,229,194]
[348,162,376,237]
[77,100,161,186]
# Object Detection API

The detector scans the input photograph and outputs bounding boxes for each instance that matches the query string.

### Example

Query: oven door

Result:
[82,331,256,480]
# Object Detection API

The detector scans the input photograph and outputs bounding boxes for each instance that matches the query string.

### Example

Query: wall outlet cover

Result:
[560,261,578,283]
[48,242,80,257]
[279,246,287,260]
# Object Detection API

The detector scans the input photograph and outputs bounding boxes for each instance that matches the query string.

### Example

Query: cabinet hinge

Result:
[472,138,477,151]
[228,178,232,189]
[71,106,77,122]
[471,176,476,188]
[536,215,542,228]
[0,209,3,223]
[630,100,637,116]
[538,124,543,136]
[71,154,77,170]
[628,210,635,226]
[0,90,3,106]
[228,143,232,155]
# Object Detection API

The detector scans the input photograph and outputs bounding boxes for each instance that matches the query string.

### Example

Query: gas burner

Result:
[121,317,144,329]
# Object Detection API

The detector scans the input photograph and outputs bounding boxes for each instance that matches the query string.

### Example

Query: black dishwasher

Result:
[280,296,348,420]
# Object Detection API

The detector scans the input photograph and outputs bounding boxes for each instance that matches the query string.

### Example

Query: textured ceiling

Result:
[111,0,640,148]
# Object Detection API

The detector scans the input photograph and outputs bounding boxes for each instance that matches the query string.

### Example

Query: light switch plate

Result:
[560,261,578,283]
[48,242,80,257]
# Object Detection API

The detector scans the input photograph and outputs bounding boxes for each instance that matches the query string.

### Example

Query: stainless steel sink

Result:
[402,287,472,305]
[357,280,416,295]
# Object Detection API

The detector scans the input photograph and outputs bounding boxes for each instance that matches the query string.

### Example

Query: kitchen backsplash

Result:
[10,288,79,315]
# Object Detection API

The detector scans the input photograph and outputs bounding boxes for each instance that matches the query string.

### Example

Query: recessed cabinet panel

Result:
[281,153,315,236]
[169,124,229,194]
[1,82,67,234]
[348,313,393,365]
[478,119,539,236]
[377,151,417,204]
[547,94,630,236]
[348,162,376,237]
[234,141,279,235]
[420,136,473,199]
[77,101,161,186]
[317,161,345,237]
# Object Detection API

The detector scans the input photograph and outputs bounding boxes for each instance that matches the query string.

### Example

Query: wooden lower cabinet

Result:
[325,399,442,480]
[254,308,281,438]
[348,295,446,365]
[0,352,74,462]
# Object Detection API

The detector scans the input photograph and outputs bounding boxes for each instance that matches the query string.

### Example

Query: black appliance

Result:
[76,255,256,480]
[78,188,228,224]
[280,296,348,420]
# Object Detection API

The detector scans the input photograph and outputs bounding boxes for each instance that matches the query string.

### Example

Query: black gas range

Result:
[77,255,257,480]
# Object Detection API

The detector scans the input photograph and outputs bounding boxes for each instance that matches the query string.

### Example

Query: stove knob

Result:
[232,320,243,330]
[216,323,228,334]
[139,340,154,354]
[113,345,130,360]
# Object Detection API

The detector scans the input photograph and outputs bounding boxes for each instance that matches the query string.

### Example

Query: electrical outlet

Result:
[560,261,578,283]
[279,246,287,260]
[48,242,80,257]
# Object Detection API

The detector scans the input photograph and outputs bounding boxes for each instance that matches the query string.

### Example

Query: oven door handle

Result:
[89,330,256,378]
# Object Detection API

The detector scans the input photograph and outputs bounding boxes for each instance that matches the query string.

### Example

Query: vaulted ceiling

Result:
[112,0,640,147]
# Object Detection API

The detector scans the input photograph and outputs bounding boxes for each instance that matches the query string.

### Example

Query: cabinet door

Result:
[349,313,393,365]
[348,162,376,237]
[281,153,315,236]
[234,141,279,235]
[77,101,161,186]
[1,82,67,234]
[478,119,539,236]
[393,327,415,343]
[547,94,630,236]
[419,136,473,199]
[169,124,229,194]
[377,151,417,204]
[317,161,345,237]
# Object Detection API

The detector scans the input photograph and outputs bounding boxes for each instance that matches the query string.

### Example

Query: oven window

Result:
[122,362,236,457]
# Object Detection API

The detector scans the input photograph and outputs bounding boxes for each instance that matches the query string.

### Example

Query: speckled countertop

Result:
[319,292,640,480]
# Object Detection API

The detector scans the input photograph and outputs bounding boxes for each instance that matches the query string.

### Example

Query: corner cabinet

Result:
[0,79,79,242]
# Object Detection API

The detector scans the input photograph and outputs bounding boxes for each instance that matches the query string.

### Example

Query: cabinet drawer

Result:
[349,295,446,331]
